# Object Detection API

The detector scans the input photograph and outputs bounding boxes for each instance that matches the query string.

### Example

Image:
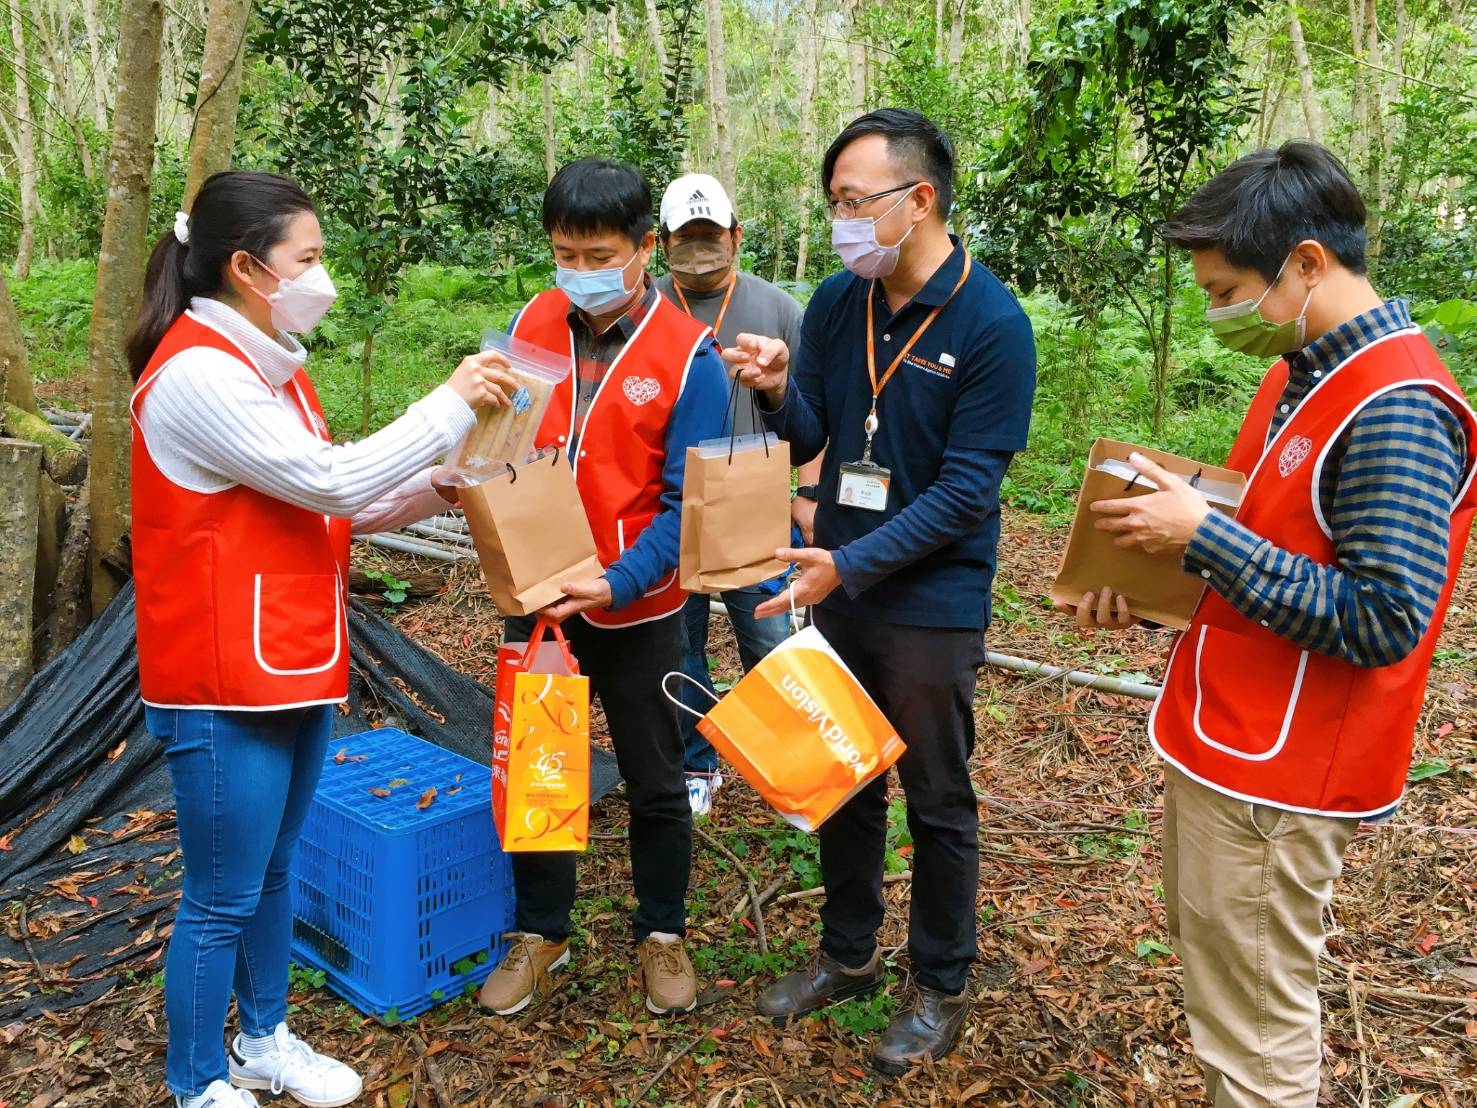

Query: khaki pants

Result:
[1162,765,1358,1108]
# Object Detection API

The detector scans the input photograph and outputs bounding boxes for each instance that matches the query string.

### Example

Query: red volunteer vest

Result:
[1150,329,1477,815]
[130,312,352,708]
[510,288,711,628]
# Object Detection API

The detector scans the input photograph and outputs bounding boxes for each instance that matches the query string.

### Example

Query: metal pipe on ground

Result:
[362,533,473,563]
[405,521,475,547]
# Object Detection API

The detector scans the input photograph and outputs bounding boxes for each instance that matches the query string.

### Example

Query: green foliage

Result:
[1135,938,1173,963]
[1407,759,1451,783]
[1413,298,1477,393]
[819,972,899,1035]
[252,0,597,428]
[304,263,524,435]
[1007,287,1253,520]
[287,962,328,992]
[36,124,110,259]
[8,260,97,384]
[973,0,1260,432]
[363,568,412,606]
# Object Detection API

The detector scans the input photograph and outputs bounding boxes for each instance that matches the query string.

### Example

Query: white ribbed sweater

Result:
[135,297,475,535]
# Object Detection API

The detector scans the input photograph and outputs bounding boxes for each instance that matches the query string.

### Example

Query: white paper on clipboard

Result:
[1093,458,1243,509]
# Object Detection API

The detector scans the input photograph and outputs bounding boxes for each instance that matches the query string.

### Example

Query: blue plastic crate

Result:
[290,728,513,1022]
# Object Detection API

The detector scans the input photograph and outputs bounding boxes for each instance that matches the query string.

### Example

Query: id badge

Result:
[837,460,891,512]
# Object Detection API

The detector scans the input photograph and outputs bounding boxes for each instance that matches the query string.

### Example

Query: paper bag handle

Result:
[722,373,774,464]
[661,671,719,721]
[522,617,580,674]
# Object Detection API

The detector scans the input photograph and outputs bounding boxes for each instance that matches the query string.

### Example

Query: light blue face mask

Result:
[555,252,642,314]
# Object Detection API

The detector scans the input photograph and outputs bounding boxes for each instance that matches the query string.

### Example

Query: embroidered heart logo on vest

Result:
[1278,435,1313,477]
[622,376,661,406]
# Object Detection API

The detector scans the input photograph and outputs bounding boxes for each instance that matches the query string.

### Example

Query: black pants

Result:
[812,607,985,995]
[503,612,691,943]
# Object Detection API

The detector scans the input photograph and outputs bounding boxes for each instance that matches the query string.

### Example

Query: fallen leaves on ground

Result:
[3,517,1473,1106]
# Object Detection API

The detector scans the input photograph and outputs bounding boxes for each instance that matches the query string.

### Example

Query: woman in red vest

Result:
[1063,144,1475,1106]
[126,171,515,1108]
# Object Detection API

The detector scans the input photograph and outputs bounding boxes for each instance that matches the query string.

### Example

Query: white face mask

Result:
[250,258,338,334]
[830,187,919,280]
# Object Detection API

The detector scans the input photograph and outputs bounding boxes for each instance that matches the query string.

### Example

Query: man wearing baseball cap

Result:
[655,173,822,818]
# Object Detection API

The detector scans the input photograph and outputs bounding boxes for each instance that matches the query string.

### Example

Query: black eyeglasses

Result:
[825,182,920,221]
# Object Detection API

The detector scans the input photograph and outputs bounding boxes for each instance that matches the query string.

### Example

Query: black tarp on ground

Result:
[0,584,621,1020]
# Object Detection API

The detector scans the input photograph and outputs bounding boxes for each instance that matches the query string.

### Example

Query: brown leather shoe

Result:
[870,986,969,1075]
[755,949,884,1023]
[477,932,570,1015]
[637,935,697,1015]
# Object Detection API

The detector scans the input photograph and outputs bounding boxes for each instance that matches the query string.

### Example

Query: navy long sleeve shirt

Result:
[763,239,1037,629]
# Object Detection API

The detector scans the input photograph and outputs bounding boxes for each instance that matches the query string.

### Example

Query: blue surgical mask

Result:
[555,252,643,314]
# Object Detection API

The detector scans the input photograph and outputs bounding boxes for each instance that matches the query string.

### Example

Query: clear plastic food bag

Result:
[442,329,571,485]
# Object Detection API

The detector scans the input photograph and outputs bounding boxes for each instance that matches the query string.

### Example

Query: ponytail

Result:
[124,170,317,380]
[125,233,192,380]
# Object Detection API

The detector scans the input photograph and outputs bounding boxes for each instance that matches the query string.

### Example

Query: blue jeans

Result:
[146,704,333,1097]
[678,588,789,773]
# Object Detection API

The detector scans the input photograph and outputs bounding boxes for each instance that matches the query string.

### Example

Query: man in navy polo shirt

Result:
[725,108,1036,1072]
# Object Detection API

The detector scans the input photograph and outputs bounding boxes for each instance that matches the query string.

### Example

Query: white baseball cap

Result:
[660,173,736,232]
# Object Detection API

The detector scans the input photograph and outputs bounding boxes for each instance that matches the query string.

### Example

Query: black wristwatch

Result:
[794,484,820,502]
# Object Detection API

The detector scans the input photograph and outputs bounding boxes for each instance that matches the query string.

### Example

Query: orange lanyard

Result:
[864,253,972,436]
[671,272,738,339]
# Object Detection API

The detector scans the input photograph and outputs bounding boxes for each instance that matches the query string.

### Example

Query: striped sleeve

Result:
[1182,387,1468,667]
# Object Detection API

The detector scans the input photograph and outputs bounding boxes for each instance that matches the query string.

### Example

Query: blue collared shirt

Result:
[763,238,1037,629]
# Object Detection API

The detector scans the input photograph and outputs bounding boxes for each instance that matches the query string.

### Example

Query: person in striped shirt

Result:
[1062,142,1474,1106]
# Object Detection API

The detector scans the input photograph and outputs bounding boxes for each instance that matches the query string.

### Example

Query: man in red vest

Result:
[1064,142,1475,1105]
[476,158,729,1019]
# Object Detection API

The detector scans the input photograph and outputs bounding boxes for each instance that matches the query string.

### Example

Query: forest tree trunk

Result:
[948,0,966,79]
[38,481,90,665]
[792,0,820,282]
[705,0,735,193]
[1346,0,1367,179]
[0,269,37,415]
[8,0,44,279]
[1361,0,1386,257]
[643,0,669,76]
[541,68,556,182]
[88,0,165,617]
[359,327,376,436]
[1286,0,1322,143]
[183,0,253,208]
[0,438,42,708]
[846,0,867,119]
[83,0,111,128]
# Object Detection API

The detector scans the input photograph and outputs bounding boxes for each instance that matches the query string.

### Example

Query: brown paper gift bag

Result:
[679,432,792,594]
[1050,438,1247,629]
[461,448,604,617]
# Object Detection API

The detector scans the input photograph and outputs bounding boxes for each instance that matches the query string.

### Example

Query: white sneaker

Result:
[686,773,722,817]
[177,1080,259,1108]
[228,1023,362,1108]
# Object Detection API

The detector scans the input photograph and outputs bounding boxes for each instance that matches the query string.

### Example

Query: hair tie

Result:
[173,211,191,246]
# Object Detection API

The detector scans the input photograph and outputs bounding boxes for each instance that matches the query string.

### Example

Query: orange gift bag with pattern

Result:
[492,619,590,851]
[665,621,905,830]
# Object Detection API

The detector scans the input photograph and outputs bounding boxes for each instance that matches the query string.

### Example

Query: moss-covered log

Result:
[2,402,88,485]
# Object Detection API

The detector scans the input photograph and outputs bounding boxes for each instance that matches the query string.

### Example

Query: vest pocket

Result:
[1191,624,1309,761]
[252,573,343,676]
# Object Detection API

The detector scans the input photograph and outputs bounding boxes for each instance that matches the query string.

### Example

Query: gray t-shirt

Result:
[656,270,804,437]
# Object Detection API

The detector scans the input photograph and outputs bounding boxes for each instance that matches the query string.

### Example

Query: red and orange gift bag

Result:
[492,619,590,851]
